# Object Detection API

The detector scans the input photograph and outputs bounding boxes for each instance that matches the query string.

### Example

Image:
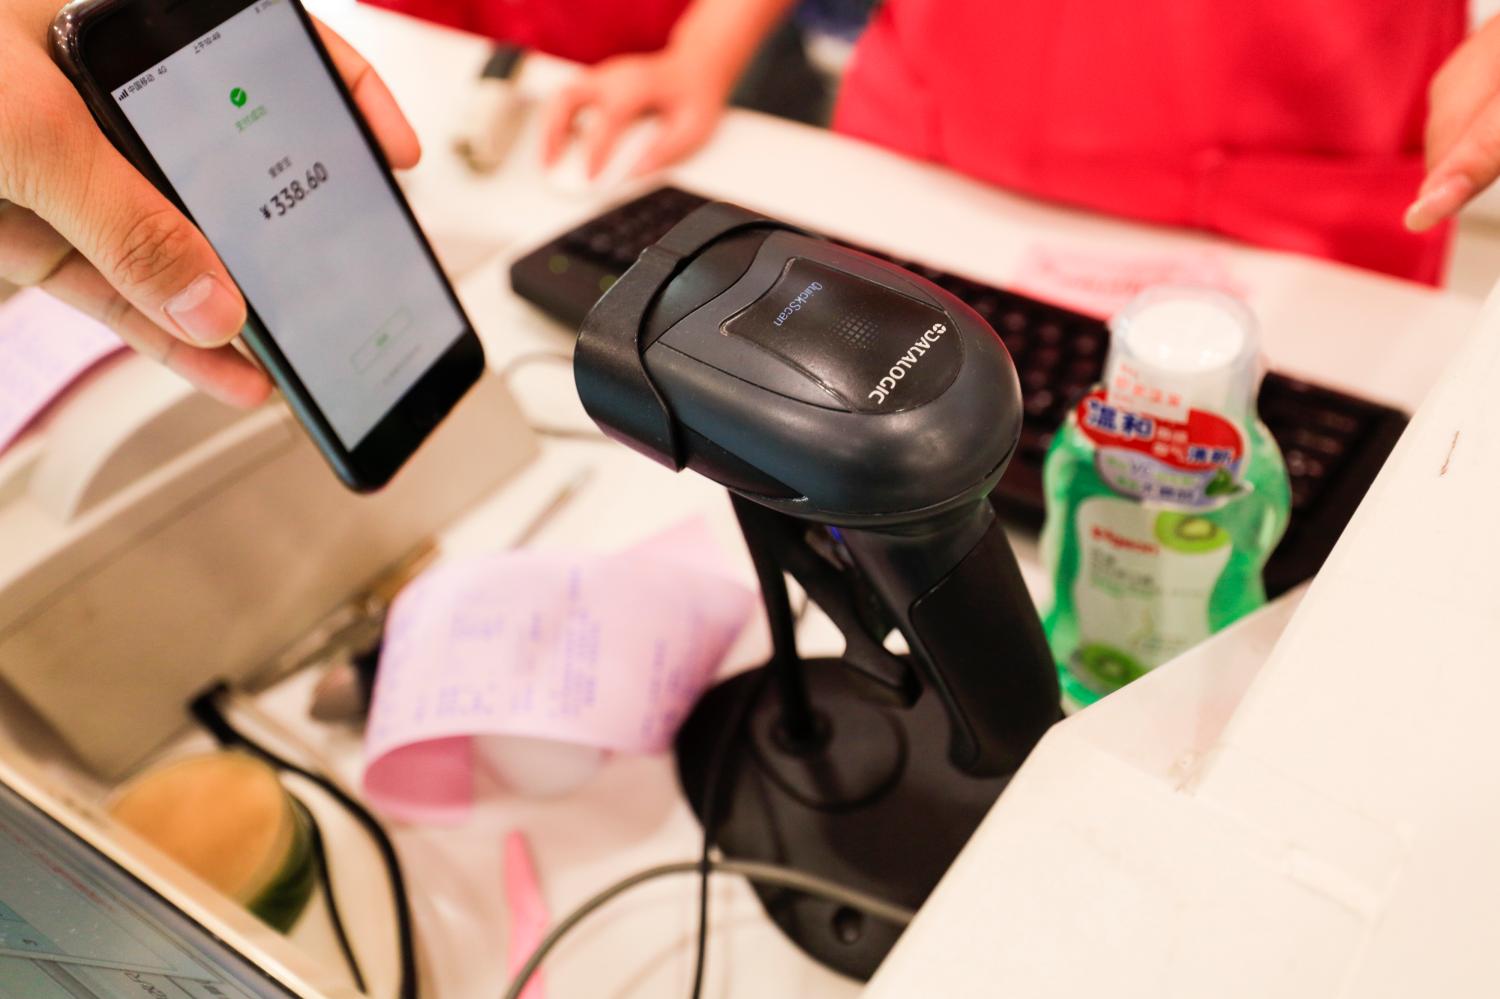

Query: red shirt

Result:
[835,1,1466,284]
[361,0,691,65]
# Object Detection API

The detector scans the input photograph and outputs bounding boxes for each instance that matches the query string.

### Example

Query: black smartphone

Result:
[52,0,486,491]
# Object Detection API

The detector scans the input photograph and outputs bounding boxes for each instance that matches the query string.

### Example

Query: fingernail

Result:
[163,273,241,346]
[1405,175,1473,232]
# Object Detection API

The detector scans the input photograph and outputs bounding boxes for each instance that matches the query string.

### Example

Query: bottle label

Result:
[1068,496,1232,693]
[1075,388,1246,509]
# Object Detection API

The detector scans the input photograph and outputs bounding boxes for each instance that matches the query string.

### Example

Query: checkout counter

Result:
[0,2,1492,996]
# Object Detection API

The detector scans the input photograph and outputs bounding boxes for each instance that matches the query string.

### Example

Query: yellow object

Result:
[109,751,315,930]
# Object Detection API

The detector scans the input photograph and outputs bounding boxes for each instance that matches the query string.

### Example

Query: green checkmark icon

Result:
[230,87,248,108]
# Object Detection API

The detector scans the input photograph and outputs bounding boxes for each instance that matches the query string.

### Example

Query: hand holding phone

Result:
[51,0,485,489]
[0,0,411,410]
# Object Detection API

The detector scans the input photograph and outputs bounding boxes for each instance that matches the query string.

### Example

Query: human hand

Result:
[1409,14,1500,232]
[540,50,734,182]
[0,2,420,406]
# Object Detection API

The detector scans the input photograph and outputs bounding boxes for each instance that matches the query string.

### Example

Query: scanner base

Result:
[675,658,1013,980]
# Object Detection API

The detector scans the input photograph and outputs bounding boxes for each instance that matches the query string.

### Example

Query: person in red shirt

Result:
[545,0,1500,286]
[361,0,693,66]
[10,0,1500,405]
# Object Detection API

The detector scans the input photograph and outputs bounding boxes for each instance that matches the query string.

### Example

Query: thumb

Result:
[26,106,246,347]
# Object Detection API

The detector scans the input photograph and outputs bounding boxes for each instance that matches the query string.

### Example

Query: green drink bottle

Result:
[1040,287,1291,707]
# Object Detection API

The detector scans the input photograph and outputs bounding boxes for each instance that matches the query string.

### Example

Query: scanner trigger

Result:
[779,524,920,707]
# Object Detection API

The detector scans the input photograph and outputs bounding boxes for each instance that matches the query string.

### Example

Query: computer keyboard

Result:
[509,186,1408,597]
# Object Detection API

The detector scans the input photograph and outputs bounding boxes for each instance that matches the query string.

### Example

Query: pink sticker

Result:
[504,831,549,999]
[1012,244,1247,319]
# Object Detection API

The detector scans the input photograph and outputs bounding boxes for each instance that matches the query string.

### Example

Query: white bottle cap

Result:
[1106,286,1262,421]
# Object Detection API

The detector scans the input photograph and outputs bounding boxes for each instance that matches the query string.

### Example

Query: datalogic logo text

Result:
[867,323,947,405]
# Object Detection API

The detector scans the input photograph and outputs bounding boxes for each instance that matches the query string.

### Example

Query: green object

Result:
[1041,419,1289,706]
[1204,467,1240,497]
[230,87,248,108]
[108,751,316,933]
[1075,643,1149,688]
[1040,288,1291,707]
[1153,512,1231,554]
[247,798,318,932]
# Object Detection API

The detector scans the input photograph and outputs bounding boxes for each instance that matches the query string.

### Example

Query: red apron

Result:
[361,0,691,65]
[834,1,1466,284]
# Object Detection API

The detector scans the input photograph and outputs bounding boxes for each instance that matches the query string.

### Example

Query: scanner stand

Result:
[674,495,1015,981]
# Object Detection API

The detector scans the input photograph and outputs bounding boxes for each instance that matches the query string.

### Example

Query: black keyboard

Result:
[510,187,1408,597]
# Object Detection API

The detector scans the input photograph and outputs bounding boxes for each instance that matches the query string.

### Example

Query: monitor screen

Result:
[0,777,297,998]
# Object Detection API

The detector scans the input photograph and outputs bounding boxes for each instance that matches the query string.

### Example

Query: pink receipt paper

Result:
[0,290,123,456]
[1011,243,1247,319]
[363,519,755,823]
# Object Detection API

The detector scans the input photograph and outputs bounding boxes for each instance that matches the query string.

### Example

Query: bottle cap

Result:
[1106,286,1262,422]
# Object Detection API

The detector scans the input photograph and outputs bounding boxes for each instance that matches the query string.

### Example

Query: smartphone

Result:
[52,0,486,491]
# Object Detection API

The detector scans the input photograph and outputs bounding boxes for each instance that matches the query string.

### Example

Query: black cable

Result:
[687,729,722,999]
[503,859,913,999]
[690,500,821,997]
[689,668,771,999]
[297,791,368,993]
[689,576,813,999]
[190,683,418,999]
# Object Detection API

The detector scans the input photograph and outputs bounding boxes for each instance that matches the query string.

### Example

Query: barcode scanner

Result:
[574,202,1061,977]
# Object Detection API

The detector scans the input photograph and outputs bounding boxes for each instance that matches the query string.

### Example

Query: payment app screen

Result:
[113,0,465,448]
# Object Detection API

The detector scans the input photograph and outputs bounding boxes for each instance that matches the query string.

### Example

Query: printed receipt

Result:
[0,290,124,455]
[363,520,755,823]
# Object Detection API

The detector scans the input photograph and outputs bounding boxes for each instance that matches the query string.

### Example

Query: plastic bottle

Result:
[1040,286,1291,707]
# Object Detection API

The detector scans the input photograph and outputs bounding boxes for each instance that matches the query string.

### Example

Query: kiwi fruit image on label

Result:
[1076,642,1149,687]
[1153,512,1231,554]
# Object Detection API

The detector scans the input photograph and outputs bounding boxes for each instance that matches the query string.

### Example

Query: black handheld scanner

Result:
[575,204,1059,777]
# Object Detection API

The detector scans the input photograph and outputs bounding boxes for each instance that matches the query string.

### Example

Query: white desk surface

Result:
[24,3,1496,997]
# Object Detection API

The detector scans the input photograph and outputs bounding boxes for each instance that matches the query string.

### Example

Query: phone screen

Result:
[109,0,466,450]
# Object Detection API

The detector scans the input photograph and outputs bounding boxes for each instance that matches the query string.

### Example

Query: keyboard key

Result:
[1024,388,1056,419]
[1000,310,1028,334]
